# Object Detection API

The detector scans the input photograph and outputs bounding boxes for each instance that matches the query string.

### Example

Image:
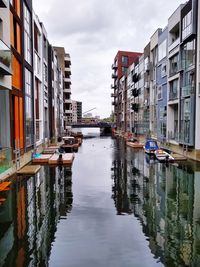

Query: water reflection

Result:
[0,166,73,267]
[111,139,200,266]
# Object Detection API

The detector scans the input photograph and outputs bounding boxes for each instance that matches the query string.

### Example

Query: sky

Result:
[33,0,185,118]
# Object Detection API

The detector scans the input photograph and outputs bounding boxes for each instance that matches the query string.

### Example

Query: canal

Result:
[1,129,200,267]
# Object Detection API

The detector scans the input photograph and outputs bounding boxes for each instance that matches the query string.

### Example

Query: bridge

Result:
[71,122,112,128]
[70,122,113,135]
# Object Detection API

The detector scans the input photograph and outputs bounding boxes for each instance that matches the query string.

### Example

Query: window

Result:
[158,40,167,61]
[161,63,167,77]
[12,18,21,53]
[169,79,178,100]
[25,69,33,147]
[122,56,128,65]
[181,40,195,70]
[182,11,192,40]
[24,3,32,64]
[157,86,162,100]
[122,66,127,74]
[169,54,179,76]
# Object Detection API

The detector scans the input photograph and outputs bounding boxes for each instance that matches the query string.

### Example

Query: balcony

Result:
[64,78,71,84]
[65,67,71,74]
[144,81,150,88]
[131,103,139,112]
[169,90,178,101]
[111,84,116,89]
[132,88,139,97]
[64,99,72,104]
[112,63,117,70]
[168,37,180,52]
[63,88,71,93]
[0,0,7,7]
[144,62,150,72]
[111,93,116,97]
[112,73,117,79]
[132,73,139,83]
[65,110,73,114]
[65,54,71,63]
[0,39,12,75]
[181,85,194,97]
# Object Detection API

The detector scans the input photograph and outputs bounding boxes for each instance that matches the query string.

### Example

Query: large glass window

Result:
[169,79,178,100]
[169,54,179,76]
[25,69,33,147]
[24,3,32,64]
[182,11,192,40]
[158,40,167,61]
[181,40,195,70]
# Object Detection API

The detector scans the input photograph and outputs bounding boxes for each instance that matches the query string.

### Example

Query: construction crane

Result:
[82,107,96,115]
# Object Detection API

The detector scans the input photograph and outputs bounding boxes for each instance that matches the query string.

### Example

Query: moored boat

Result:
[154,149,174,162]
[144,139,159,154]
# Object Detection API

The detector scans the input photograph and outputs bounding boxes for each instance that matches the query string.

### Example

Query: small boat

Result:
[154,149,174,162]
[144,139,159,154]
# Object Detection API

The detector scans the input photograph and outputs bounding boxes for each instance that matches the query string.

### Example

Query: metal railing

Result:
[0,147,12,175]
[0,39,12,75]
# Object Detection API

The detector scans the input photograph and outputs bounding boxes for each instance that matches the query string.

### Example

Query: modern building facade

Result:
[111,0,200,159]
[111,51,142,132]
[0,0,12,174]
[0,1,73,179]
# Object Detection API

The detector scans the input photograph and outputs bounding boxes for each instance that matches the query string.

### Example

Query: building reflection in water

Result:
[111,139,200,267]
[0,166,73,267]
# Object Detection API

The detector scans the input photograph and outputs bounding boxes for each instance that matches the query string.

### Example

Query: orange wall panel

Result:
[16,23,21,54]
[12,56,22,90]
[10,13,14,47]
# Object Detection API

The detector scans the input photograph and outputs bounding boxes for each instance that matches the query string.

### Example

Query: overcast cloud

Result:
[33,0,185,118]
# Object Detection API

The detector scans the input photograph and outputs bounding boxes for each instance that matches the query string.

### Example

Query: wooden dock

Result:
[49,153,74,166]
[32,153,74,167]
[17,165,41,175]
[171,153,187,161]
[32,154,52,164]
[127,142,144,149]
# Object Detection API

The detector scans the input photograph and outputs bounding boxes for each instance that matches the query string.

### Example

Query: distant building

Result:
[111,51,142,131]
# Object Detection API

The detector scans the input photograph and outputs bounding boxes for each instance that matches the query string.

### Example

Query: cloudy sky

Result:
[33,0,184,118]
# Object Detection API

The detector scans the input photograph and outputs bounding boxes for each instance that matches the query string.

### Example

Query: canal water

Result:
[1,128,200,267]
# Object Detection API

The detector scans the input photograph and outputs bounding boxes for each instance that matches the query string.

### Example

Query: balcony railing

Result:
[181,85,194,97]
[112,73,117,79]
[132,73,139,83]
[169,90,178,100]
[0,147,12,175]
[0,39,12,75]
[131,103,139,112]
[112,63,117,70]
[35,120,42,142]
[111,84,116,89]
[132,88,139,97]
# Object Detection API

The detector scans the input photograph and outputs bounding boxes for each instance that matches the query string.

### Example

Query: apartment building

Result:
[179,0,197,147]
[111,0,200,159]
[143,43,151,135]
[77,101,82,122]
[167,5,183,144]
[72,100,77,123]
[0,0,12,174]
[111,51,142,132]
[53,47,72,133]
[196,0,200,150]
[157,27,168,142]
